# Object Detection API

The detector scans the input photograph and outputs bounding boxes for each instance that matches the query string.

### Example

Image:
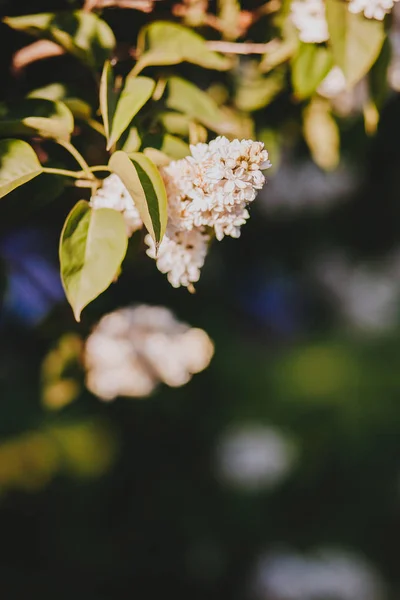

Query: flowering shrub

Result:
[0,0,399,396]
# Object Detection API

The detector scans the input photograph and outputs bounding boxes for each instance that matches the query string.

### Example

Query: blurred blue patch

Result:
[239,272,304,336]
[0,228,64,326]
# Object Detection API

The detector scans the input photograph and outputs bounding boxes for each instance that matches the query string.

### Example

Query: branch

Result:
[84,0,157,11]
[205,39,279,55]
[12,40,65,73]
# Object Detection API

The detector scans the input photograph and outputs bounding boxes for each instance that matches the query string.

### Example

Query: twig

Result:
[12,40,65,73]
[85,0,157,11]
[205,39,279,55]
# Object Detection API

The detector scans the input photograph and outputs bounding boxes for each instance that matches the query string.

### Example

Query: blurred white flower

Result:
[84,305,214,401]
[89,173,143,237]
[290,0,329,43]
[388,28,400,91]
[259,158,357,213]
[215,425,296,491]
[348,0,398,19]
[162,136,271,241]
[314,253,400,333]
[252,548,384,600]
[145,226,210,289]
[318,67,347,99]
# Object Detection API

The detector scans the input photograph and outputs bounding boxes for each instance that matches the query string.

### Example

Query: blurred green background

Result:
[0,1,400,599]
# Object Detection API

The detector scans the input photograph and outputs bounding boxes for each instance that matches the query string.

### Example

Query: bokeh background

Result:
[0,1,400,599]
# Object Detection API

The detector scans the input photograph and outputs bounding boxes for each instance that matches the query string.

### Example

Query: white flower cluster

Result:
[290,0,329,44]
[146,136,270,288]
[84,304,214,401]
[348,0,399,19]
[89,173,143,237]
[90,137,270,289]
[252,548,384,600]
[215,424,296,491]
[146,227,210,289]
[314,252,400,333]
[291,0,397,43]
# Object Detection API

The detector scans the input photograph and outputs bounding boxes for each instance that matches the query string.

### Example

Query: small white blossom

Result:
[89,173,143,237]
[290,0,329,44]
[161,136,271,241]
[348,0,398,19]
[84,305,214,401]
[145,227,210,289]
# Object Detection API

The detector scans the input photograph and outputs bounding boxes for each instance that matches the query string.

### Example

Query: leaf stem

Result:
[57,139,94,179]
[90,165,112,173]
[43,167,85,178]
[87,118,106,137]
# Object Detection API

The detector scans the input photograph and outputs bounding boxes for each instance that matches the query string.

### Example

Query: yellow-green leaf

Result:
[59,200,128,322]
[131,21,231,75]
[326,0,385,87]
[235,70,285,112]
[4,11,115,69]
[0,139,43,198]
[100,60,117,142]
[303,98,340,171]
[108,151,167,244]
[166,77,240,136]
[107,76,155,150]
[0,99,74,141]
[292,43,333,100]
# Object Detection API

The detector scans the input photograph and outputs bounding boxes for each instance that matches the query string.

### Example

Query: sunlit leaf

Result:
[260,38,297,73]
[235,70,285,112]
[0,99,74,141]
[141,132,190,159]
[303,98,340,171]
[326,0,385,87]
[0,139,43,198]
[292,43,333,100]
[107,75,155,150]
[4,11,115,69]
[120,126,142,153]
[166,77,241,137]
[59,200,128,321]
[131,21,231,75]
[109,151,167,244]
[218,0,242,40]
[28,83,92,121]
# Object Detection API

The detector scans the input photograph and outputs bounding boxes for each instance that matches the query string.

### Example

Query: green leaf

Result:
[303,98,340,171]
[109,151,167,245]
[0,99,74,141]
[4,11,115,69]
[59,200,128,322]
[260,37,298,73]
[292,43,333,100]
[166,77,237,136]
[0,139,43,198]
[120,126,142,153]
[235,70,285,112]
[369,37,391,110]
[159,112,193,136]
[28,83,92,121]
[100,60,117,142]
[107,76,155,150]
[140,132,190,159]
[159,134,190,159]
[326,0,385,87]
[131,21,231,75]
[218,0,242,40]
